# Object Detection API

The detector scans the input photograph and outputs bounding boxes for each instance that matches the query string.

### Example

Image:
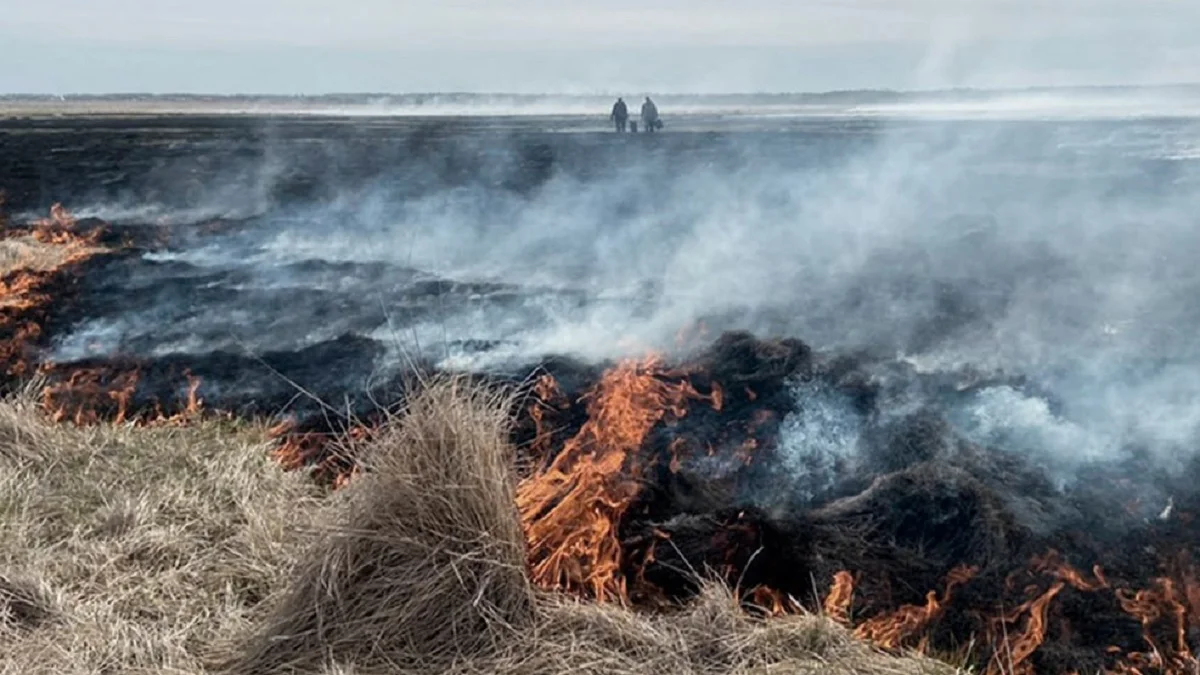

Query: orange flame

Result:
[268,426,324,472]
[0,322,42,377]
[0,203,108,377]
[749,586,800,616]
[27,203,105,247]
[183,369,203,415]
[266,421,370,485]
[1031,550,1109,592]
[989,582,1065,675]
[853,565,979,652]
[1114,577,1198,674]
[40,367,140,425]
[38,365,207,428]
[516,356,711,603]
[668,437,686,474]
[824,571,855,627]
[710,381,724,411]
[32,203,78,229]
[527,373,568,466]
[983,551,1112,675]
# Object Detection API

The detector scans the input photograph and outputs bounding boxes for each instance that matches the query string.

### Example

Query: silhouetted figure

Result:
[641,96,661,133]
[610,97,629,132]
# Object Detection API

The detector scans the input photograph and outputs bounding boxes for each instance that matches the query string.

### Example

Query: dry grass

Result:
[226,377,536,674]
[0,235,99,278]
[296,587,960,675]
[0,388,324,674]
[0,374,957,675]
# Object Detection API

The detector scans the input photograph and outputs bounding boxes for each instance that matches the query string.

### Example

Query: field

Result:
[4,109,1200,674]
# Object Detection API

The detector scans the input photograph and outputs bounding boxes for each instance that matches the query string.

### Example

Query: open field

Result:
[5,109,1200,674]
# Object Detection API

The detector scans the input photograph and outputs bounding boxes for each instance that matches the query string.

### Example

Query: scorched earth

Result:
[4,108,1200,674]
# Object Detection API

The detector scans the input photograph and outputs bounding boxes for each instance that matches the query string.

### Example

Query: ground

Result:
[0,376,955,675]
[0,395,322,674]
[5,110,1126,674]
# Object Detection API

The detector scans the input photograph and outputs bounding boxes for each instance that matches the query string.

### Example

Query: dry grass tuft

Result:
[0,391,323,675]
[504,585,954,675]
[296,586,955,675]
[0,381,62,464]
[225,376,536,674]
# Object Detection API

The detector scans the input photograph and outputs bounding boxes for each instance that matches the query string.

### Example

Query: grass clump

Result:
[227,377,536,674]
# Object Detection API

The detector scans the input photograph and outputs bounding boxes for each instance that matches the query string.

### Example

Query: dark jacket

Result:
[611,100,629,120]
[641,98,658,122]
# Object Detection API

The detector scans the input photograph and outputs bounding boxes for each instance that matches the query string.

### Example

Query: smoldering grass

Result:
[224,374,959,675]
[0,326,959,674]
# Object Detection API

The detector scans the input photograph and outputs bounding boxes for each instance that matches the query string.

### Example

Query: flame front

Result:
[0,203,105,376]
[852,565,979,652]
[516,356,710,602]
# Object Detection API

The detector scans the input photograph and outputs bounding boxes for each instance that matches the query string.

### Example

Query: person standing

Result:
[610,97,629,132]
[641,96,660,133]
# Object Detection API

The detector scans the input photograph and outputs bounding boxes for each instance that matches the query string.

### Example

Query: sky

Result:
[3,0,1199,94]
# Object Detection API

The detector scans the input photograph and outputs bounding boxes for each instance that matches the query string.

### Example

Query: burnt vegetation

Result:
[4,117,1200,674]
[6,201,1200,673]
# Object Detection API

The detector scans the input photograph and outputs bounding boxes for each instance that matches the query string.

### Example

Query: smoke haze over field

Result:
[7,106,1197,490]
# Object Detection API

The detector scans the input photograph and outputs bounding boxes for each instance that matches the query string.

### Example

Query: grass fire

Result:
[4,104,1200,675]
[3,206,1199,674]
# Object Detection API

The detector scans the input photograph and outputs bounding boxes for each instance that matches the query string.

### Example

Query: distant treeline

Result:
[4,84,1200,105]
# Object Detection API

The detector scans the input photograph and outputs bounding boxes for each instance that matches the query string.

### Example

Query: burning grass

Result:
[226,374,954,675]
[0,203,112,378]
[0,235,99,281]
[5,196,1157,671]
[0,373,950,675]
[517,356,719,603]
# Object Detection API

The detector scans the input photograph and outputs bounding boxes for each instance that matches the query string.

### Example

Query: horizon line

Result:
[5,82,1200,99]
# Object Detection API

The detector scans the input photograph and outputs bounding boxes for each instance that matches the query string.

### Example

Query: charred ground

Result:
[5,113,1200,674]
[522,332,1200,674]
[0,113,886,214]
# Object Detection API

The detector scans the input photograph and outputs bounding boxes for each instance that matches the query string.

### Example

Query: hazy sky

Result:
[4,0,1199,93]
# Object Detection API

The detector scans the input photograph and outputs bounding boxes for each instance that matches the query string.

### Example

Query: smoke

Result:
[28,94,1200,483]
[772,378,864,506]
